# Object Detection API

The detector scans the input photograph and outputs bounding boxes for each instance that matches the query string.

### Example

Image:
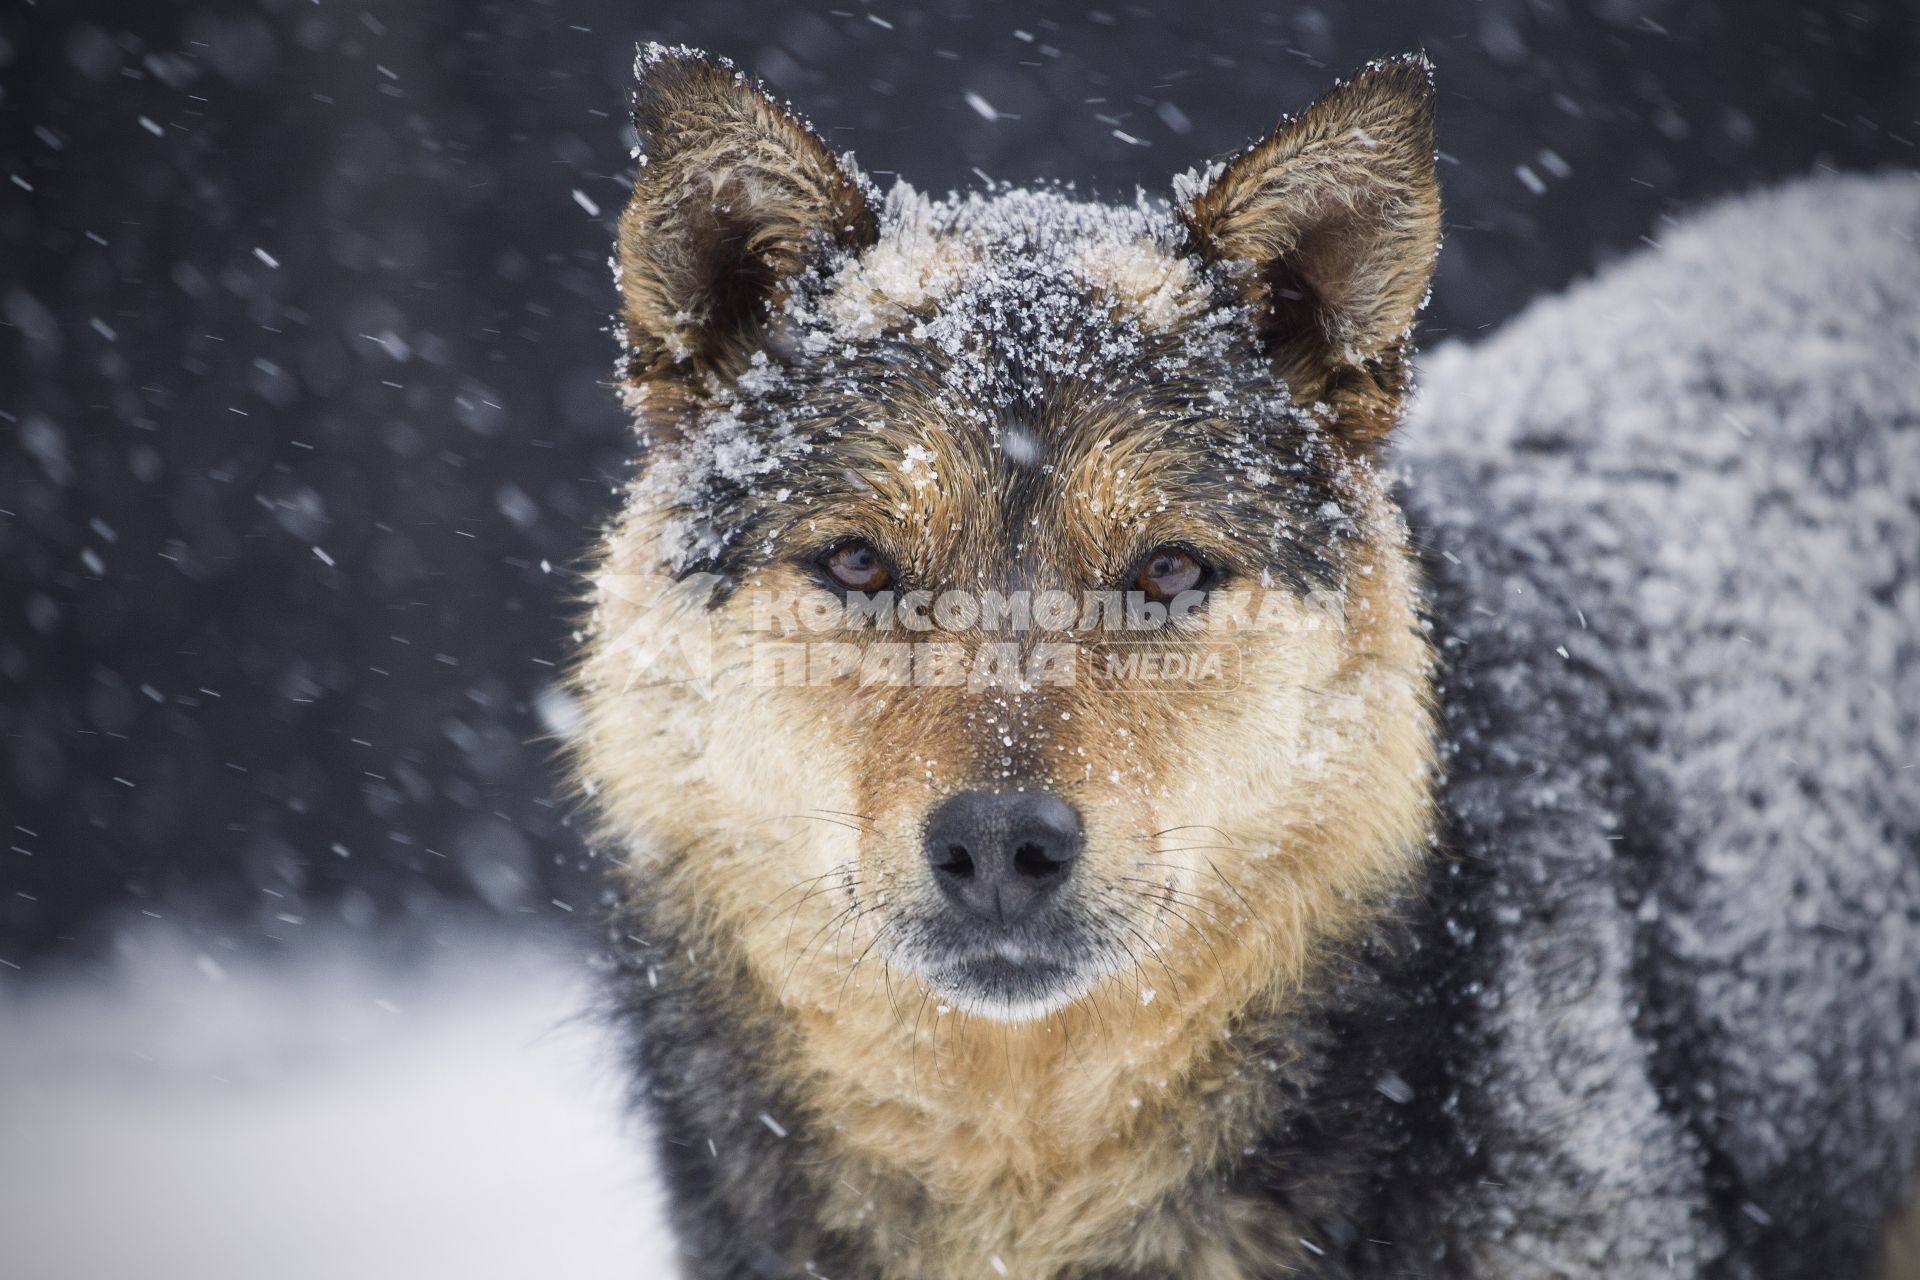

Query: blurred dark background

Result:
[2,0,1916,968]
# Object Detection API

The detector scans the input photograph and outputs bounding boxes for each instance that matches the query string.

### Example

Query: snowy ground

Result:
[0,925,674,1280]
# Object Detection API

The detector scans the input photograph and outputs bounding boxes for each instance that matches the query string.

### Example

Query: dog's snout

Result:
[924,791,1083,926]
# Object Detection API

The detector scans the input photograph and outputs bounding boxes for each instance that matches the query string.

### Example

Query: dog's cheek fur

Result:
[575,518,868,969]
[1141,510,1436,984]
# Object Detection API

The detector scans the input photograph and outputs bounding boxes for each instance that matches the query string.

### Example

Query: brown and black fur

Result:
[571,46,1920,1280]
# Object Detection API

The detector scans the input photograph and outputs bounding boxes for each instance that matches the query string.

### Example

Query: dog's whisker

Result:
[836,916,900,1011]
[747,860,859,926]
[1127,862,1269,932]
[772,869,862,956]
[1200,856,1272,937]
[1125,888,1231,986]
[1113,898,1182,997]
[1144,844,1242,857]
[880,960,908,1035]
[1117,875,1232,921]
[780,812,869,834]
[1114,918,1187,999]
[1140,824,1240,845]
[775,899,865,1006]
[806,807,877,824]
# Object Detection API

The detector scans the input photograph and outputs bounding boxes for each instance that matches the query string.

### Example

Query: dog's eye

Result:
[1133,546,1211,603]
[820,539,894,593]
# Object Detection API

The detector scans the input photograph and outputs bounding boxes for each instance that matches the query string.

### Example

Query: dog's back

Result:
[1403,173,1920,1273]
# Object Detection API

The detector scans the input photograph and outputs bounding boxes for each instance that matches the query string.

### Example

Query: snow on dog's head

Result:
[574,48,1441,1039]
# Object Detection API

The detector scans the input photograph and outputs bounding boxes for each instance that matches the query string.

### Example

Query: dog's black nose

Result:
[923,791,1083,926]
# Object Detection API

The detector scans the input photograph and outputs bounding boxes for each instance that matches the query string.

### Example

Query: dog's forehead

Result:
[787,185,1273,466]
[815,186,1212,354]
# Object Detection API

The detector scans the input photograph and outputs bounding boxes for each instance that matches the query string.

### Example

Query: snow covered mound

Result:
[0,928,674,1280]
[1405,171,1920,1269]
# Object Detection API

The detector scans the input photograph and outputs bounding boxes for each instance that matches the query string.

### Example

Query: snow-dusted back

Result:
[1403,171,1920,1271]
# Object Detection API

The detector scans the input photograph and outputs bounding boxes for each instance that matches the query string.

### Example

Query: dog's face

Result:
[576,49,1441,1027]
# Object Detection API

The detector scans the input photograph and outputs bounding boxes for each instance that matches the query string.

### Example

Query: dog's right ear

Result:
[617,47,878,384]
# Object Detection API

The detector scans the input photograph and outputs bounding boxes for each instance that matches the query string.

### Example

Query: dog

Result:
[568,45,1920,1278]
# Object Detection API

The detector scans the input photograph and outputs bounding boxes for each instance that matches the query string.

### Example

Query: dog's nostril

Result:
[937,845,975,878]
[1012,840,1064,879]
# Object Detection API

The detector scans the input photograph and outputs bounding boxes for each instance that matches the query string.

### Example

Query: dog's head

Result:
[576,48,1440,1027]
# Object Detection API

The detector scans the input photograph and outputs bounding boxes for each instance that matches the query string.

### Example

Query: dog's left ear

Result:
[1178,56,1440,443]
[617,47,878,383]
